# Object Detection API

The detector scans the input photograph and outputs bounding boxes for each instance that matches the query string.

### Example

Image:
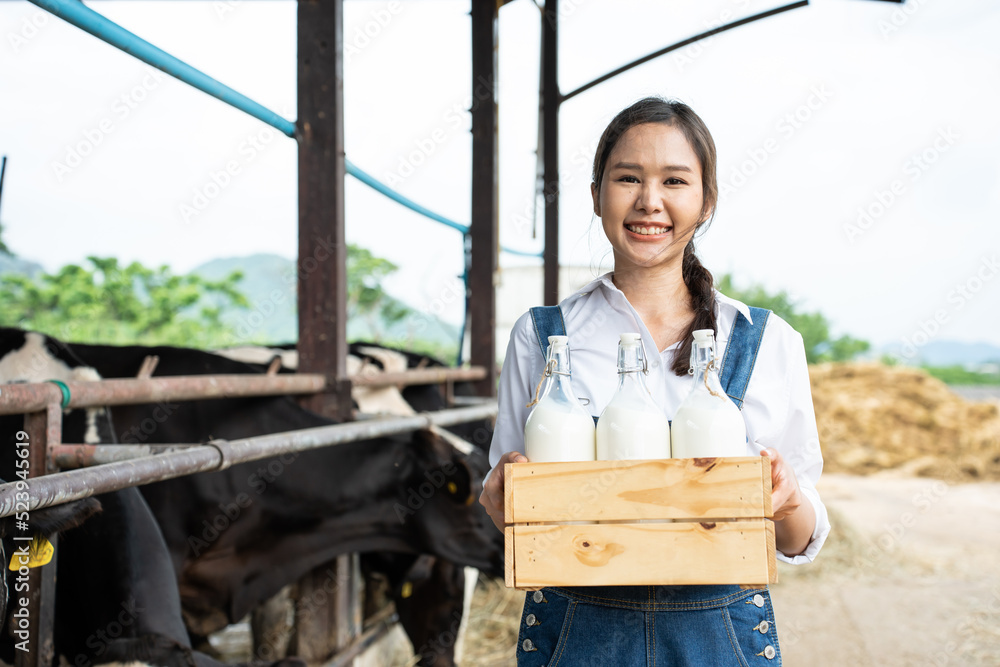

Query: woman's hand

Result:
[479,450,527,533]
[762,447,801,521]
[762,447,815,556]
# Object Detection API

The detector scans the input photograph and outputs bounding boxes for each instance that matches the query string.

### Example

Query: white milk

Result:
[671,401,747,458]
[596,403,671,460]
[525,400,596,462]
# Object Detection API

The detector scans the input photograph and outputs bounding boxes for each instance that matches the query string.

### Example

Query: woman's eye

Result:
[665,178,686,185]
[618,175,639,183]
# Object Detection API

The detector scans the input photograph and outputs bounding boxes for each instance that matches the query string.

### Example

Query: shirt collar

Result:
[570,272,754,325]
[716,291,754,325]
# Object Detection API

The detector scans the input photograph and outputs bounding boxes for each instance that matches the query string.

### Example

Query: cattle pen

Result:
[0,365,496,667]
[2,0,886,664]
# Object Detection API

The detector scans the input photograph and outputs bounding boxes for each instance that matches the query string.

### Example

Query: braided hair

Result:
[592,97,720,376]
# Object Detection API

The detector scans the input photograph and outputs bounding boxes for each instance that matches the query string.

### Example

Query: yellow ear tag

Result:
[400,581,413,599]
[8,536,54,571]
[447,482,458,494]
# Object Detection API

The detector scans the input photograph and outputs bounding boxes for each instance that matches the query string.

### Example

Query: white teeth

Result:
[626,224,669,235]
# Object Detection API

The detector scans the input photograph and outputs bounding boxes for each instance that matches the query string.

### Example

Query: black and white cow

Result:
[16,332,502,665]
[0,329,304,667]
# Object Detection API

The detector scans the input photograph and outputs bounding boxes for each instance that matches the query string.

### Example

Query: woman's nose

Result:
[635,184,663,212]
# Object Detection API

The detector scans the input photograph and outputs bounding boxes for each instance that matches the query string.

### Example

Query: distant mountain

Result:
[193,254,297,344]
[879,340,1000,368]
[190,254,461,353]
[0,251,43,278]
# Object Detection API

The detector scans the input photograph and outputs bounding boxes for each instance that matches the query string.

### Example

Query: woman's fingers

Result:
[762,447,802,522]
[479,451,528,533]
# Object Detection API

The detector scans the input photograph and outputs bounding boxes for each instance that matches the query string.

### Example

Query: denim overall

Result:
[519,305,778,666]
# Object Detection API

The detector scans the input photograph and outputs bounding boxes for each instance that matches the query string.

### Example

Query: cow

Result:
[55,336,504,663]
[0,329,305,667]
[214,342,494,665]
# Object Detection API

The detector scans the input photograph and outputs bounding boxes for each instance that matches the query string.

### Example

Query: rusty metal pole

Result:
[470,0,499,396]
[297,0,352,422]
[15,404,61,667]
[296,0,358,660]
[542,0,560,306]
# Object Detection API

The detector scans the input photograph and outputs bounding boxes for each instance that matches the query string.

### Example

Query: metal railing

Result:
[1,365,495,667]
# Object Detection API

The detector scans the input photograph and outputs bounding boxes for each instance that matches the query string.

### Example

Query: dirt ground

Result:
[464,472,1000,666]
[769,473,1000,667]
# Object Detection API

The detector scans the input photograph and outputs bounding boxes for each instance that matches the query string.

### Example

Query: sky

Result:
[0,0,998,354]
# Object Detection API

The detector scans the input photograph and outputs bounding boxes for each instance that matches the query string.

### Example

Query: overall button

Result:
[752,594,765,608]
[533,590,545,603]
[525,613,537,627]
[522,639,537,652]
[762,645,776,660]
[756,620,770,634]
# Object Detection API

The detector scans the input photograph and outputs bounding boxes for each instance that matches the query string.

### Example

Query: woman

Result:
[479,97,830,666]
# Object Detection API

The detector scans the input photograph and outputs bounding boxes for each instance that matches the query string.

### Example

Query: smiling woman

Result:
[481,96,830,666]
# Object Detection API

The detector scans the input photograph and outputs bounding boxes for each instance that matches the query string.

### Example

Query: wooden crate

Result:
[504,456,776,589]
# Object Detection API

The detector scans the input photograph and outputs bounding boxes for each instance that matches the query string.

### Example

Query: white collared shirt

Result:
[489,272,831,564]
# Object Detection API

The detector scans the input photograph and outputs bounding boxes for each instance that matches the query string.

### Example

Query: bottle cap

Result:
[692,329,715,343]
[620,332,641,345]
[548,335,568,347]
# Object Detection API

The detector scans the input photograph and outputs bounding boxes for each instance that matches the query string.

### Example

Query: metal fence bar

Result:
[0,374,326,415]
[352,367,485,387]
[50,444,202,469]
[0,404,497,518]
[0,367,488,415]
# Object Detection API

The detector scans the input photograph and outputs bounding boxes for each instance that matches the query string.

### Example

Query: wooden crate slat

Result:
[765,520,778,584]
[507,457,771,523]
[511,519,773,589]
[504,526,515,588]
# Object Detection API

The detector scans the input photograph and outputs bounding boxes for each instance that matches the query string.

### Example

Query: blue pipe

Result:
[346,159,469,234]
[31,0,541,258]
[28,0,296,138]
[346,160,543,258]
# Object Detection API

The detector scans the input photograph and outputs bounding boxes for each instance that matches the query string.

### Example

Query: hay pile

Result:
[810,362,1000,481]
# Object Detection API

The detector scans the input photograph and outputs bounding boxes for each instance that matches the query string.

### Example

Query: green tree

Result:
[0,256,248,347]
[716,274,869,363]
[347,244,412,339]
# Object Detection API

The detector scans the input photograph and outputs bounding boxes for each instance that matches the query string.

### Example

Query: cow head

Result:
[401,429,504,577]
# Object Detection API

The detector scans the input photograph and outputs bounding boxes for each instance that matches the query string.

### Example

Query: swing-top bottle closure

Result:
[689,328,724,399]
[541,336,572,379]
[617,332,650,376]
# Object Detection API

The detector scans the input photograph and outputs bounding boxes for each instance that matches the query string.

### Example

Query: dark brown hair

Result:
[592,97,719,376]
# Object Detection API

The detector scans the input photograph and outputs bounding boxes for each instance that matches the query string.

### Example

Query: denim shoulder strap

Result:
[717,306,770,410]
[528,306,566,361]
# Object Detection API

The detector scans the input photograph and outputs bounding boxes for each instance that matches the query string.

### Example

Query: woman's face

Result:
[593,122,707,273]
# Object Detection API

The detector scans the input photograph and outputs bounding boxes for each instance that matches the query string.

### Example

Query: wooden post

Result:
[295,0,360,663]
[470,0,499,397]
[289,553,362,663]
[15,404,61,667]
[541,0,560,306]
[297,0,352,421]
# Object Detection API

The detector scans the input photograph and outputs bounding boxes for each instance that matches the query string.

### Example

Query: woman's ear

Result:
[591,182,601,217]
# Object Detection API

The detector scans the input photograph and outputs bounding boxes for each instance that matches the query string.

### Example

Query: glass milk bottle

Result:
[524,336,596,462]
[671,329,748,458]
[596,333,671,460]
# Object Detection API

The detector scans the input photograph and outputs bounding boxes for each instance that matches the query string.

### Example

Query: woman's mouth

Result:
[624,223,671,236]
